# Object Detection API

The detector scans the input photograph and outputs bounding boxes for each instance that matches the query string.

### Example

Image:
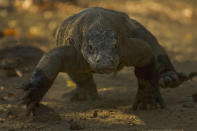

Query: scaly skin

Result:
[19,7,193,115]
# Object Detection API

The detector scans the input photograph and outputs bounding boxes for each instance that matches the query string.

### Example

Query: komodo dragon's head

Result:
[82,27,120,73]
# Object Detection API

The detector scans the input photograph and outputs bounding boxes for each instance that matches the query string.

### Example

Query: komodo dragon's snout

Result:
[82,27,120,73]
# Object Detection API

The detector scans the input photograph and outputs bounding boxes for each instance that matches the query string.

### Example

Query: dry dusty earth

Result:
[0,0,197,131]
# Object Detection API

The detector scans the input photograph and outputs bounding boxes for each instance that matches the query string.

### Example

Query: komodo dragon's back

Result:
[55,7,133,48]
[55,7,165,55]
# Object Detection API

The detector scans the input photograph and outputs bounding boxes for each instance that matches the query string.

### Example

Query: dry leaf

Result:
[3,29,20,36]
[66,80,76,88]
[15,69,23,77]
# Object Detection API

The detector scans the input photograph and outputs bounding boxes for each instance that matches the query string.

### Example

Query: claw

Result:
[156,95,166,109]
[26,102,37,116]
[163,76,172,86]
[16,81,32,90]
[18,70,52,116]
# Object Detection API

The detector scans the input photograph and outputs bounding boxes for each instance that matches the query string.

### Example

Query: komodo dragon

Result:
[19,7,196,115]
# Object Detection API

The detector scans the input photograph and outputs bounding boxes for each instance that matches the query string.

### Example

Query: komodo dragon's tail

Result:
[160,71,197,88]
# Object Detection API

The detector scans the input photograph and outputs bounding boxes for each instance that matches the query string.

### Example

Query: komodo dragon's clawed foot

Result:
[19,81,46,116]
[133,79,166,110]
[18,70,52,116]
[159,71,197,88]
[70,88,99,101]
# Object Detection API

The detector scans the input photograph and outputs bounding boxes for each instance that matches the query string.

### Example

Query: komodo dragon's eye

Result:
[88,40,94,50]
[89,44,93,50]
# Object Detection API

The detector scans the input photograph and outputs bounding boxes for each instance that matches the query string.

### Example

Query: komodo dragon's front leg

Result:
[67,72,99,101]
[19,46,97,115]
[124,38,165,110]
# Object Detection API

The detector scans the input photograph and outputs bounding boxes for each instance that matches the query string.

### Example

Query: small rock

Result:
[192,93,197,103]
[0,118,5,123]
[0,86,4,91]
[180,109,184,112]
[70,121,84,130]
[2,93,15,101]
[93,110,98,118]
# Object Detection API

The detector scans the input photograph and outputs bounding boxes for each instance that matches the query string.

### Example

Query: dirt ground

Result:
[0,0,197,130]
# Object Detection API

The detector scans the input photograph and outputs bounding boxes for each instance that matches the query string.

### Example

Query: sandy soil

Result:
[0,0,197,131]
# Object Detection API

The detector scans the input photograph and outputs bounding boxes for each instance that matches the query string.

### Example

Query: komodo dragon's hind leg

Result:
[67,72,99,101]
[133,59,165,110]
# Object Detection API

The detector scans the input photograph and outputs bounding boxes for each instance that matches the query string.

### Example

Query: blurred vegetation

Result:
[0,0,196,60]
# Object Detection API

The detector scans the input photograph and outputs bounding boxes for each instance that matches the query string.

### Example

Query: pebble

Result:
[93,110,98,118]
[0,86,4,91]
[0,118,5,123]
